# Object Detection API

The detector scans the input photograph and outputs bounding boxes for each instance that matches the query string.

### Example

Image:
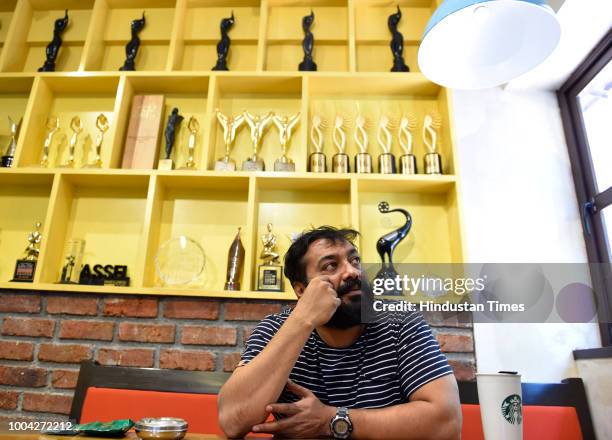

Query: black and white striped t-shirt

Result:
[240,310,453,409]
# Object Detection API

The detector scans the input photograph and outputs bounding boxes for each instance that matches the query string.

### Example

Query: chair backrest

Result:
[70,361,231,435]
[458,378,596,440]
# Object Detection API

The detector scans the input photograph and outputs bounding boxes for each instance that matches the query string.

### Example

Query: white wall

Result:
[575,358,612,440]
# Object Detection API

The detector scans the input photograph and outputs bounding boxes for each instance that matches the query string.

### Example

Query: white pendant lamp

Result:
[418,0,561,89]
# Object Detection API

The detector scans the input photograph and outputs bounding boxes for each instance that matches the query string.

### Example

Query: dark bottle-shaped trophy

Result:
[120,13,146,71]
[298,11,317,71]
[159,108,184,170]
[212,12,235,71]
[12,222,43,282]
[224,227,245,291]
[388,6,410,72]
[375,201,412,295]
[1,116,23,168]
[38,10,69,72]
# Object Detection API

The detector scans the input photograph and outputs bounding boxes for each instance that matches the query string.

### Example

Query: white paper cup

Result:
[476,372,523,440]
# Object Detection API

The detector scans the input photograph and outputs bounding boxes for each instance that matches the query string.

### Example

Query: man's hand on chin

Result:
[252,380,335,438]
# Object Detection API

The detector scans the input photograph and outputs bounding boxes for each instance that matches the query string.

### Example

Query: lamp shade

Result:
[418,0,561,89]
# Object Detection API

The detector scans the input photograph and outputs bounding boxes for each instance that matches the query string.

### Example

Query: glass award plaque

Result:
[155,236,205,286]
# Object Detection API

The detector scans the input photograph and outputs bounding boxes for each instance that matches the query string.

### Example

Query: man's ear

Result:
[293,282,306,299]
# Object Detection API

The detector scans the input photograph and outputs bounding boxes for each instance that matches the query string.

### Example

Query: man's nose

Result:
[340,260,361,281]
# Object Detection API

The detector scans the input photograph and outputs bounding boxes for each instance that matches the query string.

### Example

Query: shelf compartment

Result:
[15,75,120,169]
[0,172,54,283]
[0,1,18,63]
[0,77,35,160]
[81,0,176,72]
[36,173,150,286]
[264,0,349,72]
[143,174,251,291]
[207,75,305,172]
[1,0,95,73]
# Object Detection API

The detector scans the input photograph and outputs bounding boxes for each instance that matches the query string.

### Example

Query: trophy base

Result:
[274,159,295,172]
[224,280,241,291]
[298,58,318,72]
[11,260,37,282]
[158,159,175,171]
[257,264,284,292]
[178,161,197,170]
[57,162,75,169]
[355,153,373,174]
[374,264,403,296]
[399,154,417,175]
[391,58,410,72]
[83,162,103,169]
[1,155,14,168]
[378,153,397,174]
[424,153,443,174]
[332,153,350,173]
[242,158,265,171]
[309,152,326,173]
[215,159,237,171]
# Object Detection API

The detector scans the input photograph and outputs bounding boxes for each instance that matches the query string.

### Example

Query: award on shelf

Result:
[257,223,283,291]
[354,113,373,174]
[122,95,165,169]
[377,114,397,174]
[119,12,146,71]
[79,264,130,286]
[309,114,326,172]
[224,227,245,291]
[398,114,418,174]
[332,115,349,173]
[212,12,235,71]
[159,108,184,170]
[243,111,273,171]
[375,201,412,296]
[58,238,85,284]
[59,116,83,168]
[215,109,245,171]
[40,116,60,168]
[155,236,205,286]
[388,7,410,72]
[298,11,317,71]
[38,10,69,72]
[11,222,42,282]
[178,116,199,170]
[423,113,443,174]
[273,112,300,172]
[84,113,109,168]
[1,116,23,168]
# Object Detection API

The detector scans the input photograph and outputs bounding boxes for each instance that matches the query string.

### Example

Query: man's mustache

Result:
[337,277,362,297]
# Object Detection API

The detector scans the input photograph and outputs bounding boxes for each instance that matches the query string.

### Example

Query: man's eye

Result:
[323,263,337,271]
[351,257,361,266]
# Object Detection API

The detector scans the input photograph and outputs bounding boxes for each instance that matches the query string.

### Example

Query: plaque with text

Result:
[122,95,165,169]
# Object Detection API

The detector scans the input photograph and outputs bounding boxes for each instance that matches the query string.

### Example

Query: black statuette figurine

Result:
[164,108,184,159]
[388,6,410,72]
[38,10,69,72]
[298,10,317,71]
[212,12,235,71]
[120,12,146,71]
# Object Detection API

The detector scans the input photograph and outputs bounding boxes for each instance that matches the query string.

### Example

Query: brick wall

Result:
[0,291,476,421]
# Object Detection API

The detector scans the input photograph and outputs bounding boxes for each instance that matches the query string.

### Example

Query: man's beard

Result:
[323,277,374,329]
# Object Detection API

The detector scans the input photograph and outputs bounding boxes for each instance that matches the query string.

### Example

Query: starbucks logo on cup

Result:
[501,394,522,425]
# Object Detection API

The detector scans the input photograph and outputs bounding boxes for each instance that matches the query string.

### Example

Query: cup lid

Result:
[135,417,188,432]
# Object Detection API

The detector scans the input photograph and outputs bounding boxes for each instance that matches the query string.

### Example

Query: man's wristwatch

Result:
[330,407,353,439]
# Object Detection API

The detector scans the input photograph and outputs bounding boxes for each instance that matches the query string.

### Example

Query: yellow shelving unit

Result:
[0,0,463,301]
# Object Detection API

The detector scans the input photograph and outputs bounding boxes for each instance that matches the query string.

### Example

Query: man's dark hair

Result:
[284,226,359,286]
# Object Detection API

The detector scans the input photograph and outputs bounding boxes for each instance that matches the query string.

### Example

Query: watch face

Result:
[334,419,349,435]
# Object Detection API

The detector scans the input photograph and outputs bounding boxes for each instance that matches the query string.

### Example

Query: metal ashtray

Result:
[134,417,188,440]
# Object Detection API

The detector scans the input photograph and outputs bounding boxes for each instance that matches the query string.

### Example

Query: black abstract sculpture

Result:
[38,10,69,72]
[388,6,410,72]
[164,108,184,159]
[119,12,146,71]
[212,12,235,71]
[298,10,317,71]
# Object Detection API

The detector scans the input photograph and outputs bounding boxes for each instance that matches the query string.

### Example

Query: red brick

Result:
[51,370,79,389]
[422,311,473,328]
[435,332,474,353]
[0,365,47,387]
[38,344,91,363]
[0,294,40,313]
[159,349,215,371]
[164,300,219,320]
[449,359,477,381]
[242,325,257,344]
[47,296,98,316]
[224,303,282,321]
[97,348,154,368]
[181,326,237,346]
[0,340,34,361]
[2,317,55,337]
[223,353,242,372]
[59,320,114,341]
[118,322,175,343]
[103,298,158,318]
[23,393,72,415]
[0,391,18,410]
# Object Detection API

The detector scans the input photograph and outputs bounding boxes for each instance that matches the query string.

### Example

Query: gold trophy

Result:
[243,111,273,171]
[377,114,396,174]
[423,113,443,174]
[257,223,283,291]
[179,116,199,170]
[40,116,60,167]
[354,112,373,173]
[308,114,327,172]
[398,114,418,174]
[11,222,42,282]
[1,116,23,168]
[59,116,83,168]
[332,114,350,173]
[84,113,109,168]
[224,227,245,291]
[215,109,245,171]
[273,112,300,172]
